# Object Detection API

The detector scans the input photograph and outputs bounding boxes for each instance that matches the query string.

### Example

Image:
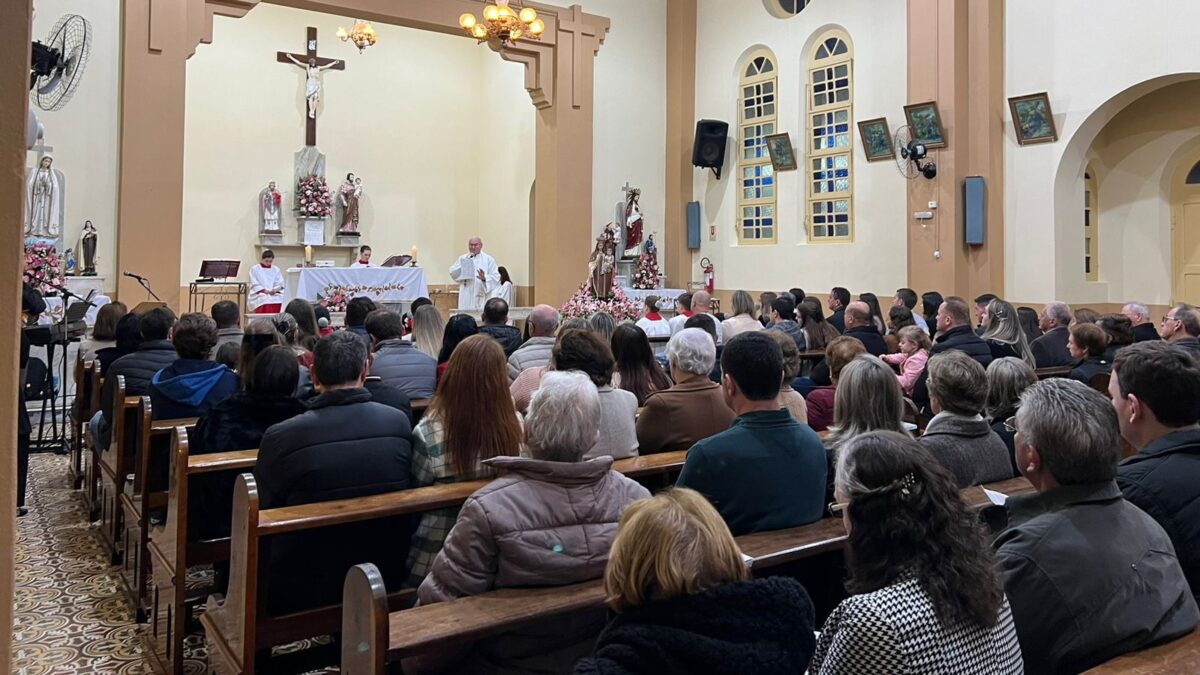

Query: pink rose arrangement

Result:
[317,283,351,312]
[24,243,63,296]
[297,175,332,218]
[632,252,660,290]
[560,282,640,321]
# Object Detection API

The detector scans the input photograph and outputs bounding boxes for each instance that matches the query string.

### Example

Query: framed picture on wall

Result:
[903,102,947,149]
[857,117,894,162]
[765,132,798,172]
[1009,92,1058,145]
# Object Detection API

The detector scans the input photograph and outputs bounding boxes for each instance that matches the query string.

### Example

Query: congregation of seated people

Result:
[76,287,1200,673]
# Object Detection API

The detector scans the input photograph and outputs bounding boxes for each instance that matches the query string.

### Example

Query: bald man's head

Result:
[692,291,713,314]
[468,237,483,255]
[529,304,560,337]
[844,301,870,329]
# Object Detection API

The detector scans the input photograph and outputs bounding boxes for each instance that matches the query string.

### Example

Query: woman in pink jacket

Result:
[417,370,650,672]
[881,326,931,397]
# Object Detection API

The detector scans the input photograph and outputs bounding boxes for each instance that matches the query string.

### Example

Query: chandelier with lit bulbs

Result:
[459,0,545,46]
[336,19,377,53]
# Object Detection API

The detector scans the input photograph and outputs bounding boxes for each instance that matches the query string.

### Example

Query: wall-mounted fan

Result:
[30,14,92,111]
[893,125,937,181]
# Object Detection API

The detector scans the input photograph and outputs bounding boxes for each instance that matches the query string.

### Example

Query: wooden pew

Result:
[94,376,143,561]
[1083,629,1200,673]
[160,448,688,674]
[340,477,1035,673]
[1035,366,1073,380]
[69,356,99,490]
[119,403,198,624]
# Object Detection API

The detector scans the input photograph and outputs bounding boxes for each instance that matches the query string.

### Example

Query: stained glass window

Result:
[807,33,854,242]
[738,49,779,244]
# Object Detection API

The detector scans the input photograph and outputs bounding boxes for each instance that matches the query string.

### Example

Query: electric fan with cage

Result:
[893,125,937,181]
[29,14,92,112]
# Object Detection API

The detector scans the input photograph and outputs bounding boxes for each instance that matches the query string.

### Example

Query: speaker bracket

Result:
[710,167,722,180]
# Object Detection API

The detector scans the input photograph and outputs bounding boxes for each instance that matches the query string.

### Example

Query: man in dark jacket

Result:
[93,307,178,449]
[826,287,849,334]
[1122,301,1162,343]
[765,295,806,351]
[478,297,522,356]
[1030,301,1073,368]
[255,331,414,614]
[149,312,239,420]
[912,297,993,413]
[996,378,1198,674]
[1159,303,1200,359]
[344,296,377,342]
[365,309,436,399]
[1112,342,1200,602]
[676,333,826,536]
[842,302,887,356]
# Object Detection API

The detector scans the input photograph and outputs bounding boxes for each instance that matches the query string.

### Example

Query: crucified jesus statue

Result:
[284,54,342,119]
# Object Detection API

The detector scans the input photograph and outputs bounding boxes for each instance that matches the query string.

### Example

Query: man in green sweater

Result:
[677,331,828,535]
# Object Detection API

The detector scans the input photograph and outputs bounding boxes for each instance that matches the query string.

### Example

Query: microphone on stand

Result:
[123,271,147,282]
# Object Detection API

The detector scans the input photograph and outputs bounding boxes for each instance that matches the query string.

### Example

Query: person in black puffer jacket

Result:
[92,307,178,449]
[479,297,523,356]
[575,488,816,675]
[912,297,994,414]
[189,345,306,541]
[255,331,414,615]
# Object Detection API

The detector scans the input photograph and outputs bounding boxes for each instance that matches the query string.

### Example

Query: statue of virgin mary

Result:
[25,156,64,240]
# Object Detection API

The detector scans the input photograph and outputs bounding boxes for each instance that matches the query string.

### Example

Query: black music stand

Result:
[199,259,241,280]
[33,292,94,454]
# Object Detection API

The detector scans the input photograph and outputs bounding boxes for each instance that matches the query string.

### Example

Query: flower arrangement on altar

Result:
[632,252,660,290]
[318,283,351,312]
[560,281,641,321]
[24,243,63,296]
[297,175,333,218]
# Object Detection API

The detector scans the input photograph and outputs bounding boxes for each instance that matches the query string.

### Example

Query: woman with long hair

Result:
[1097,313,1134,361]
[1016,306,1042,344]
[82,301,127,363]
[589,312,617,344]
[979,299,1036,369]
[237,319,286,390]
[611,323,672,406]
[812,431,1022,673]
[859,292,886,335]
[576,488,817,674]
[96,312,143,376]
[766,330,808,423]
[437,314,480,380]
[411,304,445,360]
[824,356,907,451]
[985,357,1037,476]
[284,298,321,352]
[921,291,944,340]
[408,334,523,584]
[721,290,763,339]
[489,266,515,305]
[798,297,839,352]
[885,305,917,353]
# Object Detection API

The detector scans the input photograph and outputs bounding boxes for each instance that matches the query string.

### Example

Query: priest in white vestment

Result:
[249,250,286,313]
[449,237,500,311]
[349,245,376,268]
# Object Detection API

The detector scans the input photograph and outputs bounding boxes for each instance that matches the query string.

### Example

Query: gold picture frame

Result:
[765,132,798,172]
[903,102,947,149]
[857,117,894,162]
[1009,92,1058,145]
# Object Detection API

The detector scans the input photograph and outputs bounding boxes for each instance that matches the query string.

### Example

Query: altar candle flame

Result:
[305,245,313,263]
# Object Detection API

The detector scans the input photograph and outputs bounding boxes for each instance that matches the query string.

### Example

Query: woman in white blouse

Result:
[812,431,1023,674]
[488,265,515,306]
[721,290,763,339]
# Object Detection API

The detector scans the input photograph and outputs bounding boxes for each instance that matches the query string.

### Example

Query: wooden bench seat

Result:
[70,356,100,491]
[1084,628,1200,673]
[149,447,689,674]
[94,376,142,561]
[1035,366,1073,380]
[340,477,1036,673]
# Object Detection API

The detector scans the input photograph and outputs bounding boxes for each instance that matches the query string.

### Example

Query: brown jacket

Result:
[635,378,736,454]
[417,455,650,604]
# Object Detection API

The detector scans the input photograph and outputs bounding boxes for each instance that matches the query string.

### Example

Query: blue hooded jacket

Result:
[150,359,239,420]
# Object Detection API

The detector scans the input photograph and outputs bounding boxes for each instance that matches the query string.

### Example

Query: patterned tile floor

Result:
[14,454,337,675]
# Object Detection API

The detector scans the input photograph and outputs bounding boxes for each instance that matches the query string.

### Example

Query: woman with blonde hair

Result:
[411,304,445,360]
[575,488,816,674]
[720,290,763,339]
[407,334,523,584]
[766,330,808,423]
[980,298,1036,369]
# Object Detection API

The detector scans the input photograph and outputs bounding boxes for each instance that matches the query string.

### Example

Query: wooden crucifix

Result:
[277,27,345,147]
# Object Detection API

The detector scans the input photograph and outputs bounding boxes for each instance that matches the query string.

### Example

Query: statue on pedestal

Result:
[80,220,98,276]
[338,173,361,234]
[25,156,64,240]
[260,181,283,233]
[588,223,619,299]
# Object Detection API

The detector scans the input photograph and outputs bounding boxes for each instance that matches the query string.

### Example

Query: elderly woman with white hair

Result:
[417,371,650,671]
[636,328,736,455]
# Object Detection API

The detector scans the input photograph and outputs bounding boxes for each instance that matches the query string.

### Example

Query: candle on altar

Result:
[410,245,418,259]
[304,245,313,264]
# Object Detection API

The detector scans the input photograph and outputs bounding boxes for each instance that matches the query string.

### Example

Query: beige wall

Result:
[692,0,909,296]
[29,0,121,287]
[182,3,533,288]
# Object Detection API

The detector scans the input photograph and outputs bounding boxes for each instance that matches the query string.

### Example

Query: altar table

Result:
[285,267,429,305]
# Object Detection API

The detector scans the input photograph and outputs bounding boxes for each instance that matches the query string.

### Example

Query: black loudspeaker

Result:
[693,120,729,179]
[687,202,701,250]
[963,175,986,245]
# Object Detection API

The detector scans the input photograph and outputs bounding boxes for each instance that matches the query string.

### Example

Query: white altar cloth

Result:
[622,287,687,306]
[285,267,429,305]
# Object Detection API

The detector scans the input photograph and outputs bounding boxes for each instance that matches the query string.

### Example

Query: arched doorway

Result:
[1173,154,1200,305]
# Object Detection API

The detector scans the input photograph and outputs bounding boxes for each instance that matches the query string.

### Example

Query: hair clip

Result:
[898,472,918,497]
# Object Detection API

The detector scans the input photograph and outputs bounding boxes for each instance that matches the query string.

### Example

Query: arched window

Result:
[764,0,810,17]
[737,50,778,244]
[806,32,853,242]
[1187,160,1200,185]
[1084,167,1098,281]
